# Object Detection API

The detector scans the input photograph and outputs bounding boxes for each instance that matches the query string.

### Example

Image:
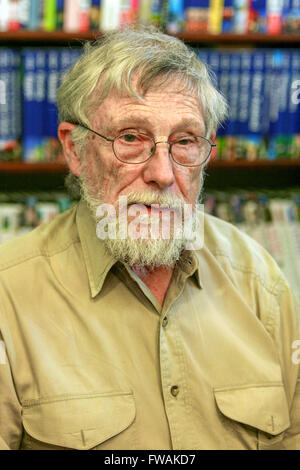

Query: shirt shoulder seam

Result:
[0,237,80,272]
[211,249,286,297]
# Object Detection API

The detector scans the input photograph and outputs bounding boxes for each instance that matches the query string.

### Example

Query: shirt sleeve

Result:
[0,331,23,450]
[273,279,300,449]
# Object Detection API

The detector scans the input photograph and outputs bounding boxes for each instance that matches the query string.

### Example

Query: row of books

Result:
[201,49,300,161]
[0,191,73,243]
[2,47,300,162]
[203,189,300,296]
[0,0,300,35]
[0,48,81,161]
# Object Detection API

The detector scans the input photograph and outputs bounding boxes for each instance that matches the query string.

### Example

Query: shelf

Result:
[209,159,300,168]
[174,32,300,44]
[0,162,68,173]
[1,31,300,45]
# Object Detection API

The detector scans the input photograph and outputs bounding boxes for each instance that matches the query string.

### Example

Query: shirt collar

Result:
[76,199,118,298]
[76,199,203,298]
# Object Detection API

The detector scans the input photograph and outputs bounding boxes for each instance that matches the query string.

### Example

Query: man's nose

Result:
[142,141,175,189]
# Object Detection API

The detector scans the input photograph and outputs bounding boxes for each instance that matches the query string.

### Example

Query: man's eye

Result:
[122,134,137,143]
[177,138,195,145]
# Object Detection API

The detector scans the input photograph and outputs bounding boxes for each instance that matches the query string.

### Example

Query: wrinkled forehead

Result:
[90,72,205,132]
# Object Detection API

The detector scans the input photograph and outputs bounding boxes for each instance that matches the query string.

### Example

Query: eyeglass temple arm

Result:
[76,123,114,143]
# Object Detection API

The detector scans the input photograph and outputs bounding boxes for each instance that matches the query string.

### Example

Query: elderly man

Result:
[0,28,299,451]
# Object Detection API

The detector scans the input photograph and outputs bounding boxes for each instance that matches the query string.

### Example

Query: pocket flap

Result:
[22,392,136,450]
[214,384,290,435]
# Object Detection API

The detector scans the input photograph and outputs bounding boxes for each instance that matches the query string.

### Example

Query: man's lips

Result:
[128,203,175,214]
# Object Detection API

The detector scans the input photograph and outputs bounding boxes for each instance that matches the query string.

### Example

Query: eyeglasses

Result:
[76,123,216,167]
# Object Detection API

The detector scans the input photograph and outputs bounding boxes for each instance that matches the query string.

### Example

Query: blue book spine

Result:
[46,49,59,138]
[0,50,10,146]
[238,51,252,159]
[195,48,209,67]
[277,50,291,157]
[22,49,37,160]
[36,49,47,155]
[282,0,291,31]
[267,50,283,159]
[11,50,22,146]
[257,0,267,32]
[0,50,22,160]
[207,49,220,91]
[247,51,265,159]
[225,52,241,160]
[22,49,46,161]
[217,52,230,159]
[222,0,234,32]
[289,51,300,158]
[56,0,64,29]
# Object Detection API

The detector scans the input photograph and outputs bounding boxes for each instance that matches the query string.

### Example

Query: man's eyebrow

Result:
[111,116,204,133]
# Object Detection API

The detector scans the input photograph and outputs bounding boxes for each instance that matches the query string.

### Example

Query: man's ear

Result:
[210,130,216,141]
[58,122,81,177]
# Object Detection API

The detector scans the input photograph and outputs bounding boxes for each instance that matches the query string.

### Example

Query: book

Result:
[9,0,22,31]
[285,0,300,32]
[19,0,31,28]
[90,0,101,30]
[267,50,283,159]
[100,0,121,31]
[28,0,45,30]
[266,0,283,33]
[224,52,241,160]
[63,0,80,31]
[246,51,266,160]
[22,49,43,161]
[209,0,225,34]
[237,51,252,159]
[0,0,10,30]
[151,0,163,27]
[138,0,152,25]
[167,0,184,33]
[120,0,139,27]
[44,0,57,30]
[185,0,210,33]
[222,0,235,31]
[79,0,91,32]
[56,0,64,29]
[217,51,231,159]
[289,52,300,159]
[45,49,60,161]
[233,0,250,32]
[0,49,22,161]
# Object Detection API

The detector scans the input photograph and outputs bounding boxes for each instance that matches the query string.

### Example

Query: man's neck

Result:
[131,264,174,306]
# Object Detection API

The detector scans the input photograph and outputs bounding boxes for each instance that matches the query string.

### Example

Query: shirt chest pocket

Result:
[21,392,136,450]
[214,384,291,450]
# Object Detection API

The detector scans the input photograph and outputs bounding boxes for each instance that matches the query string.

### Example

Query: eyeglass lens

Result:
[113,133,211,165]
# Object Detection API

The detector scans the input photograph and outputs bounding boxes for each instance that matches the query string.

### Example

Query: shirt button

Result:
[162,316,168,327]
[170,385,179,397]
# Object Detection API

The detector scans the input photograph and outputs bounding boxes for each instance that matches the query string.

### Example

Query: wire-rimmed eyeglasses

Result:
[75,123,216,167]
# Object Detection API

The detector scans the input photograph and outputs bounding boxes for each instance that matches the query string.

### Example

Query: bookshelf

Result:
[2,31,300,45]
[1,31,300,191]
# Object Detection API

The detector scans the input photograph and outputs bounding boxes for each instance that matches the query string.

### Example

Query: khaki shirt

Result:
[0,199,299,450]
